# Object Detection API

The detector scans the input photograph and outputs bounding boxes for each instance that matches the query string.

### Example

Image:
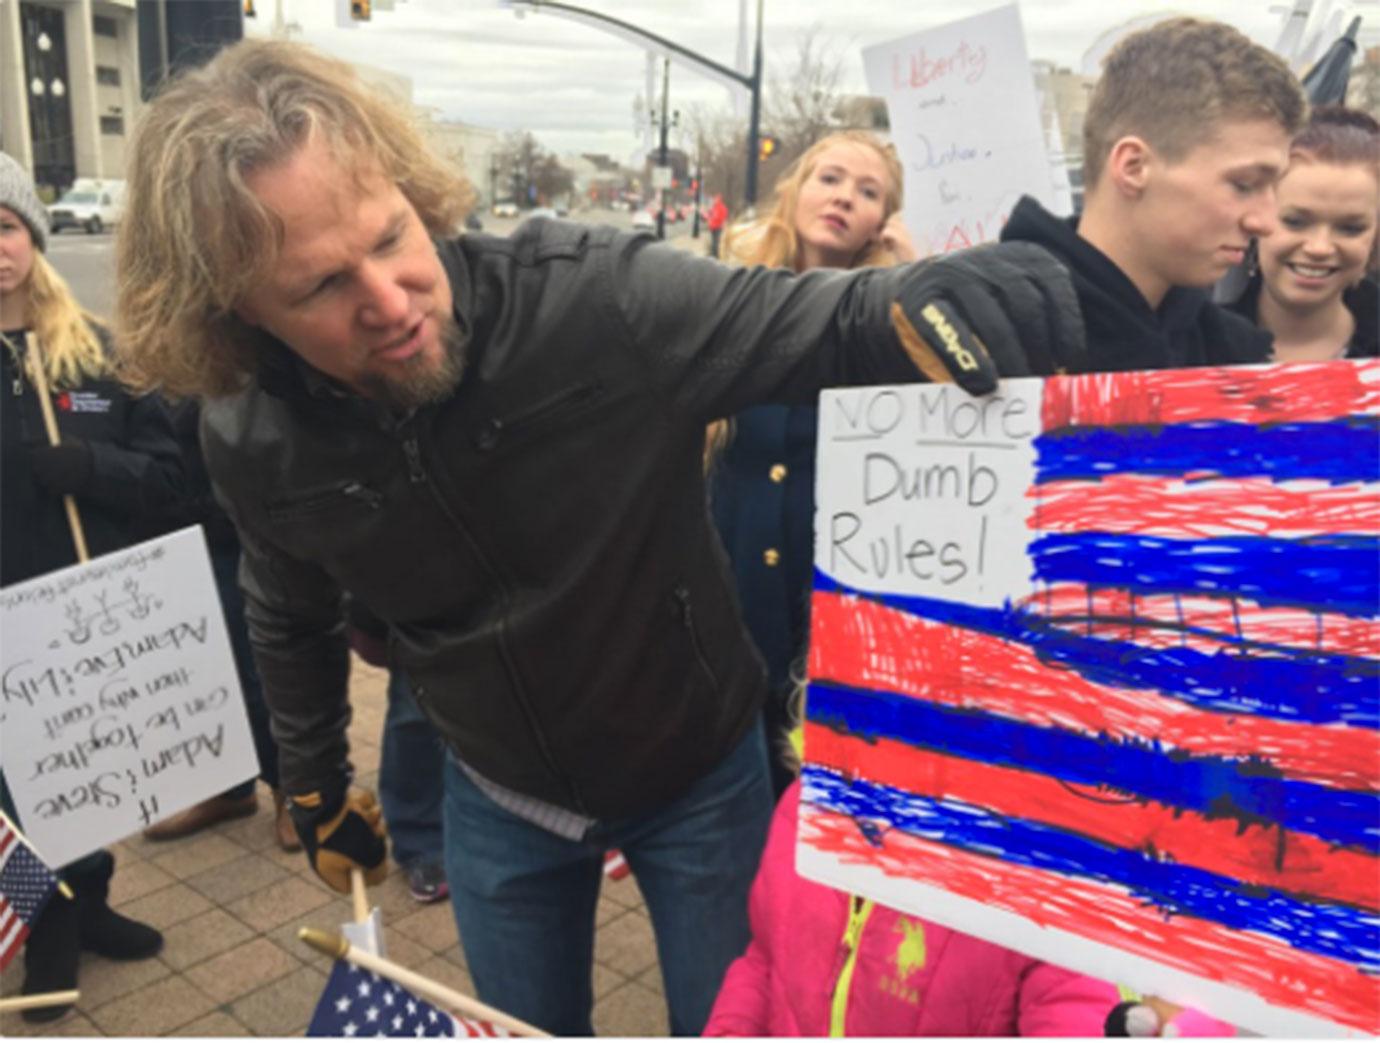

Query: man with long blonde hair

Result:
[114,38,1083,1035]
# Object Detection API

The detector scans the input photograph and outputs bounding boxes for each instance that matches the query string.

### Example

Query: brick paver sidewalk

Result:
[0,659,668,1037]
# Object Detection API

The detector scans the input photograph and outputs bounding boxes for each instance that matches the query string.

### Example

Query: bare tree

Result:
[533,153,575,205]
[765,25,847,162]
[677,27,851,217]
[493,131,573,208]
[684,103,746,211]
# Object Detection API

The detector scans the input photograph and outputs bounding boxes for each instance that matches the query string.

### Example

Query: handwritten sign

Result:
[817,382,1039,607]
[863,4,1057,256]
[802,364,1380,1038]
[1,528,258,867]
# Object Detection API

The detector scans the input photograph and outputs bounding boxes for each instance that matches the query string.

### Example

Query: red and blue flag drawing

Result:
[801,361,1379,1036]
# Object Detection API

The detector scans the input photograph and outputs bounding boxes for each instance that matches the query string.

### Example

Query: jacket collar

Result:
[1002,194,1215,332]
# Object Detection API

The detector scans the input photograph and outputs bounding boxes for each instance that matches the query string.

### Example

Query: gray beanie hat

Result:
[0,152,49,252]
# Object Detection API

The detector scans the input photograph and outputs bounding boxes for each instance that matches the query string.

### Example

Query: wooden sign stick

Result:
[0,990,80,1014]
[350,867,369,924]
[24,333,89,563]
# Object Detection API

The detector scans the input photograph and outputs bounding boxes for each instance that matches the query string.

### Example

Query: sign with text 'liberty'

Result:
[802,362,1379,1036]
[0,528,258,867]
[863,4,1056,257]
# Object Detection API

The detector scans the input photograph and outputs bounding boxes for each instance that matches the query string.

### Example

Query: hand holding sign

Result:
[891,242,1086,395]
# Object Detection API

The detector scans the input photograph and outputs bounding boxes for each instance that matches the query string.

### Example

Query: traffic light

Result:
[759,135,778,161]
[243,0,255,15]
[350,0,371,20]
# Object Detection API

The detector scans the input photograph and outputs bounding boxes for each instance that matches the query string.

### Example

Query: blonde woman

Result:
[0,157,184,584]
[0,152,176,1022]
[709,131,915,797]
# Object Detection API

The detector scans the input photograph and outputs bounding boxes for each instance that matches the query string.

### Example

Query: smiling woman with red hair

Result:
[1228,106,1380,359]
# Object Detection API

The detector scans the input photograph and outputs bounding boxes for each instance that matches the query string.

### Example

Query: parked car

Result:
[631,210,657,232]
[491,200,519,218]
[49,178,126,234]
[524,206,560,221]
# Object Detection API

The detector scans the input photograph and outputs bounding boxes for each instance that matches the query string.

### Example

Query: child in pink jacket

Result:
[704,780,1232,1037]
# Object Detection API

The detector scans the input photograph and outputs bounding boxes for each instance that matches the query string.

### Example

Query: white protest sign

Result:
[863,4,1055,256]
[1,527,258,867]
[805,365,1380,1038]
[816,382,1040,607]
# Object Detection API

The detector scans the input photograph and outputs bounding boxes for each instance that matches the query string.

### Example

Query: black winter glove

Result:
[891,241,1087,396]
[29,439,94,495]
[288,780,388,893]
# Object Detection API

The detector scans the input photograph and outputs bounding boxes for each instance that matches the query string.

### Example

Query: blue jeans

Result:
[379,672,445,869]
[442,720,773,1036]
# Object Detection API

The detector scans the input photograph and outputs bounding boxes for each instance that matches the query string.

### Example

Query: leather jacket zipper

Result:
[673,585,721,690]
[266,480,382,521]
[400,424,586,812]
[475,380,603,451]
[403,438,426,483]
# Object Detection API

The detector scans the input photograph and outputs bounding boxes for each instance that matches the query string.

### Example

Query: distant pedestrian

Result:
[707,193,729,258]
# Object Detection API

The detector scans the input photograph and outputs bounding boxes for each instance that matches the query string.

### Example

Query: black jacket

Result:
[203,220,934,816]
[1224,274,1379,358]
[1,327,184,586]
[1000,196,1273,371]
[709,404,816,697]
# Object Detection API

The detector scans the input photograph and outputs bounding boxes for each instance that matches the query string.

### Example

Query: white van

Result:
[49,178,126,234]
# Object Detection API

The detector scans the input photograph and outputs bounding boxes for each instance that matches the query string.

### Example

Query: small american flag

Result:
[0,821,58,973]
[308,960,511,1038]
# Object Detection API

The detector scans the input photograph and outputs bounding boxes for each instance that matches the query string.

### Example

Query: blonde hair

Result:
[708,131,905,461]
[11,250,108,390]
[722,130,905,273]
[1083,18,1306,190]
[115,38,476,398]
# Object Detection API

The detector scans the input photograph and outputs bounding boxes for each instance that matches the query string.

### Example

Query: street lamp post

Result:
[655,58,670,240]
[507,0,766,207]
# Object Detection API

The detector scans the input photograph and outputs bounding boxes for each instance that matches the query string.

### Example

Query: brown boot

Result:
[273,789,302,852]
[142,792,258,841]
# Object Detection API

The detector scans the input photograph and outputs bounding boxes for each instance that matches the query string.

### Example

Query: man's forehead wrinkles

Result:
[270,200,409,299]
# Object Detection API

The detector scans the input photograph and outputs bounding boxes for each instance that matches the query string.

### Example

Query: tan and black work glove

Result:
[288,782,388,893]
[891,241,1087,395]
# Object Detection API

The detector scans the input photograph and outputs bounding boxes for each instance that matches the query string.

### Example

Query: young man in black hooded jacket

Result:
[1001,18,1305,370]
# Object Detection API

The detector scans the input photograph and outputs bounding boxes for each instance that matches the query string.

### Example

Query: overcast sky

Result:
[246,1,1374,162]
